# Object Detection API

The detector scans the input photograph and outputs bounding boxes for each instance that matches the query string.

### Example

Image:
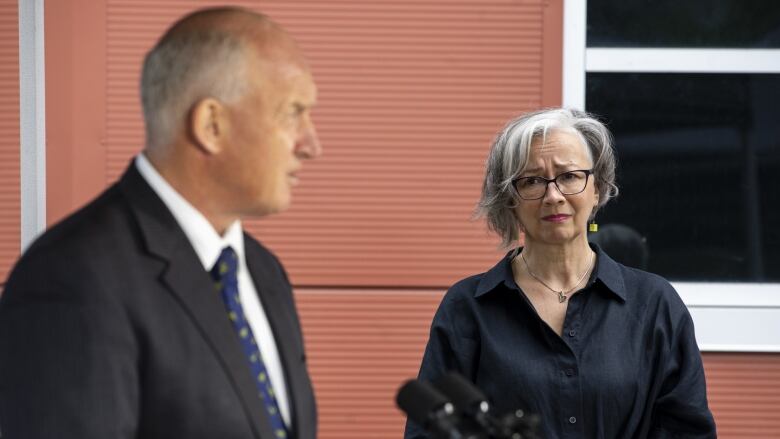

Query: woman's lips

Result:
[542,214,571,223]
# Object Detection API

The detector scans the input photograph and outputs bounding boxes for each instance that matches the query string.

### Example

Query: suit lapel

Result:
[245,243,308,438]
[117,163,277,439]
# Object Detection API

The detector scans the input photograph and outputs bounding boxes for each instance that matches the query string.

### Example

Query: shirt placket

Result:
[558,292,585,438]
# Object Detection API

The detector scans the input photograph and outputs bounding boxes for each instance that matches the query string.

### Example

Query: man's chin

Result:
[248,197,292,218]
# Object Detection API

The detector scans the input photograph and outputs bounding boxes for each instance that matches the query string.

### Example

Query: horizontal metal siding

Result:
[295,289,442,438]
[0,0,20,281]
[104,0,546,288]
[702,353,780,437]
[249,0,542,287]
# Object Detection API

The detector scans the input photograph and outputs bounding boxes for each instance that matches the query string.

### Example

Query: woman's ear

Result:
[189,98,227,155]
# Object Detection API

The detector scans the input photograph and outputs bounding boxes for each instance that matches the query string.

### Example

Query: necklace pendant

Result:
[557,291,567,303]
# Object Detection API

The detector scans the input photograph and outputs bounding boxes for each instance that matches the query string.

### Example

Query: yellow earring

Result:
[588,219,598,233]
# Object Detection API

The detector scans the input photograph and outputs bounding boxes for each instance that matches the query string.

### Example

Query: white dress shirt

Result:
[135,153,291,426]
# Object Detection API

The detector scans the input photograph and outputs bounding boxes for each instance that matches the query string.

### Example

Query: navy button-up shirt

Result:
[404,245,716,439]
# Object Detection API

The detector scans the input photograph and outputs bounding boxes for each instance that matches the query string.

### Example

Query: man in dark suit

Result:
[0,7,321,439]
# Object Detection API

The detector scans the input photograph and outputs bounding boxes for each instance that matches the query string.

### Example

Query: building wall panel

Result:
[103,0,561,288]
[296,289,441,438]
[703,352,780,438]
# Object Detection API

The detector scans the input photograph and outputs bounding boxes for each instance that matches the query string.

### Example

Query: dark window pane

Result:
[586,73,780,282]
[588,0,780,48]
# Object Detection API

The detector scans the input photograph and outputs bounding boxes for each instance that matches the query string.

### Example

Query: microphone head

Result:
[396,379,453,427]
[433,372,490,415]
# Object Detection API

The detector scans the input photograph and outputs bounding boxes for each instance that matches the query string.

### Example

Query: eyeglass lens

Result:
[516,171,589,199]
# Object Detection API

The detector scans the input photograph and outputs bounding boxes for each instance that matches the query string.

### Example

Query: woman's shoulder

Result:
[444,254,514,302]
[613,262,690,318]
[442,272,488,303]
[620,263,673,289]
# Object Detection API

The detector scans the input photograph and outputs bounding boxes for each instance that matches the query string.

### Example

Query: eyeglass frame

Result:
[512,169,595,200]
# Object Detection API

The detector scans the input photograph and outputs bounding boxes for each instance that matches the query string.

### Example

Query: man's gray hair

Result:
[140,29,249,149]
[476,108,619,248]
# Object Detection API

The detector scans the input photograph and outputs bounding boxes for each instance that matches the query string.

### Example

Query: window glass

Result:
[587,0,780,48]
[586,73,780,282]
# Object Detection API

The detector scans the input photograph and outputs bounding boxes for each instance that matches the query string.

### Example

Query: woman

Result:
[404,109,716,438]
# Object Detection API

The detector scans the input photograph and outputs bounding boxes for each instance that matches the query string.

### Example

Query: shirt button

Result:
[568,330,576,337]
[565,369,575,376]
[569,416,577,424]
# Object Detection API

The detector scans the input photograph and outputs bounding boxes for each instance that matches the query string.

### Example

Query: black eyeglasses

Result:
[512,169,594,200]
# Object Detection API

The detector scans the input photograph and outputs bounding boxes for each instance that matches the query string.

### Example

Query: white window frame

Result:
[18,0,46,252]
[563,0,780,352]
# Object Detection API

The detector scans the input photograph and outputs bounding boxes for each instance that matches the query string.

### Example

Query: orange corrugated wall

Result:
[703,353,780,437]
[38,1,780,438]
[102,0,557,287]
[0,0,20,282]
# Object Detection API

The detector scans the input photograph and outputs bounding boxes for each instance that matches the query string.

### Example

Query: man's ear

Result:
[189,98,227,155]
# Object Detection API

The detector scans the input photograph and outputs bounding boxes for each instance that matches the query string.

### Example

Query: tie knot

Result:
[211,246,239,282]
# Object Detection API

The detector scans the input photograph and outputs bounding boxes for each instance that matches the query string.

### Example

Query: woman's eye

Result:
[560,172,576,181]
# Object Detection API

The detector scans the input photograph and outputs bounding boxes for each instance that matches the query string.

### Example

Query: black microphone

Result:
[433,373,497,435]
[433,372,541,439]
[396,379,467,439]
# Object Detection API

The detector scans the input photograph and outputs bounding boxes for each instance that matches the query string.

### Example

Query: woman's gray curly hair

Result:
[476,108,619,249]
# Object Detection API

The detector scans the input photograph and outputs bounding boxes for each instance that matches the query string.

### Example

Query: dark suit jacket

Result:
[0,163,316,439]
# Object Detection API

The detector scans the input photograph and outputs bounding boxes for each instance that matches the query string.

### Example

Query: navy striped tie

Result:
[211,246,288,439]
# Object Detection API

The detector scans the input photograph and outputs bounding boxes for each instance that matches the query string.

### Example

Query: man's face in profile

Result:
[218,45,321,218]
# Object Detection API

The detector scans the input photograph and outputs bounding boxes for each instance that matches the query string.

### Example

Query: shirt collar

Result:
[474,251,518,298]
[474,243,627,302]
[135,153,245,271]
[592,244,628,302]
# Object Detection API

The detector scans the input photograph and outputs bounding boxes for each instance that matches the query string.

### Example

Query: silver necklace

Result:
[520,250,595,303]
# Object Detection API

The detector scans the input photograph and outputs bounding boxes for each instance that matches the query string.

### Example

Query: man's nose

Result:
[296,119,322,159]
